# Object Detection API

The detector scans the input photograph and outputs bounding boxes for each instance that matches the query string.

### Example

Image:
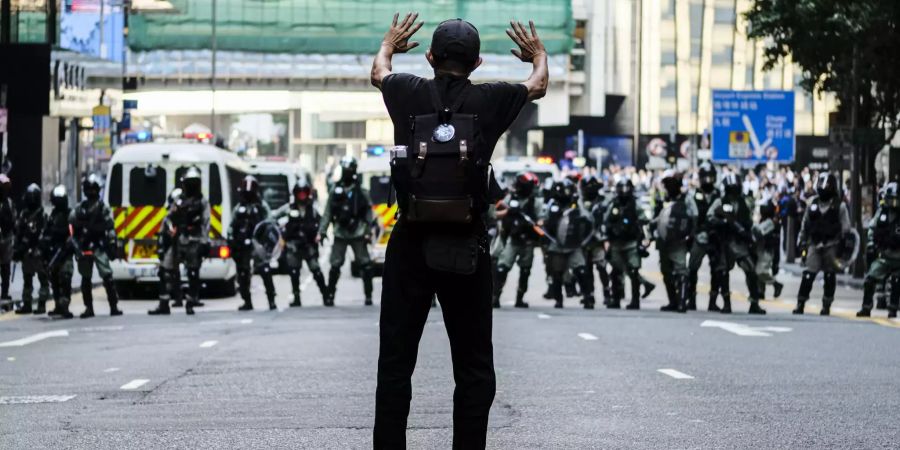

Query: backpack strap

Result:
[427,80,474,115]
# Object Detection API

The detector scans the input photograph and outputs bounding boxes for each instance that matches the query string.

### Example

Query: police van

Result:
[491,156,560,188]
[105,143,252,298]
[354,154,394,276]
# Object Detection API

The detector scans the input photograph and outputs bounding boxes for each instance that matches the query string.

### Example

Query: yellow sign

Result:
[92,105,112,153]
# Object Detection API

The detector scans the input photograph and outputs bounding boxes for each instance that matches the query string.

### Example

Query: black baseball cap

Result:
[431,19,480,66]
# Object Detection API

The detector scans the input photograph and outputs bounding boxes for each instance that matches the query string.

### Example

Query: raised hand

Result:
[506,20,546,63]
[383,12,424,54]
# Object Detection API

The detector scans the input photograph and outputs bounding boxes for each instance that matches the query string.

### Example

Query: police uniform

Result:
[492,173,541,308]
[43,185,75,319]
[685,163,722,311]
[752,205,784,300]
[230,176,276,311]
[13,185,49,314]
[795,173,851,315]
[72,174,121,318]
[544,184,594,309]
[858,183,900,318]
[580,176,611,304]
[707,173,765,315]
[604,180,648,310]
[279,183,328,307]
[0,175,14,304]
[319,162,374,305]
[151,189,184,315]
[653,172,696,312]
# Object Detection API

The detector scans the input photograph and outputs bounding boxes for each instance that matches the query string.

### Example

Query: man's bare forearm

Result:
[523,53,549,100]
[371,43,396,89]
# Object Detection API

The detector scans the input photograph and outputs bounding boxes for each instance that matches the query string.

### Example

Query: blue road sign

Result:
[711,90,795,163]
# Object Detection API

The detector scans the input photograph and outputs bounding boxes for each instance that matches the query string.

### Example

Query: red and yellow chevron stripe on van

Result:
[372,203,398,245]
[114,206,167,240]
[209,205,223,239]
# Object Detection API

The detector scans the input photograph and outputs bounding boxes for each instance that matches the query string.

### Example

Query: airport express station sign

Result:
[711,90,795,164]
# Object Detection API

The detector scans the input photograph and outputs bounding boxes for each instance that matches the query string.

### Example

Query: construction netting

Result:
[129,0,573,55]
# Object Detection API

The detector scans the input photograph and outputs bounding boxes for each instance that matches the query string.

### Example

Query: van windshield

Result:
[257,174,290,210]
[368,175,392,205]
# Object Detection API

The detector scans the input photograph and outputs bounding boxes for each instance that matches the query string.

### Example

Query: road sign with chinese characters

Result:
[711,90,795,163]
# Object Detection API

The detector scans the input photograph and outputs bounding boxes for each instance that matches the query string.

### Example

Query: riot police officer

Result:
[795,173,850,316]
[149,188,184,315]
[230,175,276,311]
[43,185,75,319]
[318,156,374,305]
[858,182,900,317]
[707,173,765,314]
[580,175,612,304]
[604,178,651,309]
[281,179,328,307]
[0,174,14,305]
[653,171,696,313]
[686,162,722,311]
[493,172,541,308]
[753,202,784,299]
[13,184,49,315]
[543,179,594,309]
[72,174,121,318]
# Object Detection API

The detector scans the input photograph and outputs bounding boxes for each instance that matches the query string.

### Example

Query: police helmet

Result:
[660,170,683,200]
[0,174,10,199]
[292,179,314,205]
[580,175,604,202]
[565,172,583,185]
[182,166,202,198]
[722,172,742,198]
[883,182,899,209]
[167,188,183,208]
[698,162,717,192]
[759,201,777,220]
[50,184,68,209]
[82,173,102,200]
[551,179,577,205]
[615,178,634,198]
[339,155,358,184]
[240,175,260,202]
[23,183,41,209]
[815,172,838,201]
[514,172,539,198]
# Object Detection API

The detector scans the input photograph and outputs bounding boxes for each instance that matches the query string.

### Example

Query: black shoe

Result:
[625,300,640,310]
[773,282,784,298]
[268,299,277,311]
[565,285,578,298]
[642,281,655,299]
[171,300,184,308]
[80,309,95,319]
[708,302,721,312]
[607,299,621,309]
[583,298,594,310]
[34,302,46,315]
[492,296,501,309]
[238,302,253,311]
[876,296,887,310]
[819,306,830,316]
[543,290,554,300]
[148,306,171,316]
[110,308,123,317]
[748,303,767,315]
[186,302,196,315]
[554,299,563,309]
[364,298,373,306]
[793,301,805,315]
[888,309,897,319]
[289,299,302,307]
[14,304,32,315]
[687,299,697,311]
[720,299,732,314]
[56,311,74,320]
[856,308,871,317]
[515,300,530,309]
[660,303,679,312]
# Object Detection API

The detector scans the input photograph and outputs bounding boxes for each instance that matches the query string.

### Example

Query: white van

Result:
[491,156,560,188]
[356,155,394,274]
[247,159,312,211]
[105,143,252,297]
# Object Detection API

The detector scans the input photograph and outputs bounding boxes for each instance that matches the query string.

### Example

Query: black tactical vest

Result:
[692,189,719,229]
[873,209,900,249]
[73,200,107,243]
[173,196,206,237]
[232,202,265,242]
[284,204,319,244]
[807,198,842,244]
[331,184,365,228]
[606,198,640,241]
[503,195,538,244]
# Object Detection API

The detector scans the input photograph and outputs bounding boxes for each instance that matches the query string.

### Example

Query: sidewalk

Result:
[782,262,865,289]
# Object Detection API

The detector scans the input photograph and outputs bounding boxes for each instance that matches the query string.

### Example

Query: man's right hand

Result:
[506,20,546,63]
[382,12,424,54]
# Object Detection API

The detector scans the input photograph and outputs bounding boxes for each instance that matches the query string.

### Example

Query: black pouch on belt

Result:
[422,234,479,275]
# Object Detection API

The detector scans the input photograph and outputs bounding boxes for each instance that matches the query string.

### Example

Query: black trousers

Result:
[374,223,495,450]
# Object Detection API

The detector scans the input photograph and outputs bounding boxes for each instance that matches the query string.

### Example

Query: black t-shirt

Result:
[380,73,529,160]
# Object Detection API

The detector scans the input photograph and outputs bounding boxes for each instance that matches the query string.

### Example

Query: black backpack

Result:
[393,81,488,224]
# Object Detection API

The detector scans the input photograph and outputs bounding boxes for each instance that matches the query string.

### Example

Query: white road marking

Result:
[577,333,598,341]
[240,319,253,324]
[80,325,124,332]
[120,379,150,390]
[537,313,552,319]
[700,320,792,337]
[103,367,120,373]
[0,395,76,405]
[658,369,695,380]
[0,329,69,347]
[7,357,15,361]
[199,340,218,348]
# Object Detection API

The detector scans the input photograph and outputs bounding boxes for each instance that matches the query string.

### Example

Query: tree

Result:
[746,0,900,142]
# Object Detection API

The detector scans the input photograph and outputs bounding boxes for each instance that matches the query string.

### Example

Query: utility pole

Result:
[849,44,864,278]
[99,0,105,59]
[1,0,10,44]
[632,0,642,166]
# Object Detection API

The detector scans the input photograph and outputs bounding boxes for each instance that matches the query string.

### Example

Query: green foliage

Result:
[746,0,900,139]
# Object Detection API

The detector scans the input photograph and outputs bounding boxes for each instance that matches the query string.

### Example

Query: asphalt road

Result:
[1,251,897,449]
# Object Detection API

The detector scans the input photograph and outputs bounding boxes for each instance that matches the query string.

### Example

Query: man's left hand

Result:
[383,12,424,54]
